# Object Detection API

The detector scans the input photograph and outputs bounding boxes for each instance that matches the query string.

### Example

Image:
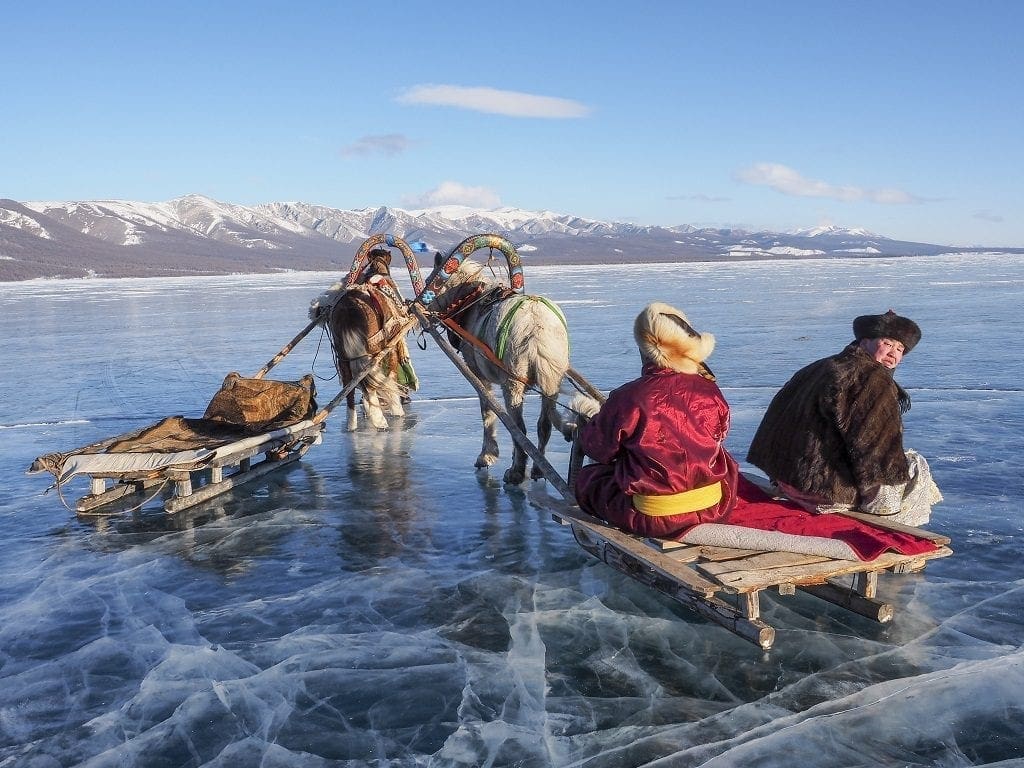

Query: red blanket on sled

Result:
[715,475,940,561]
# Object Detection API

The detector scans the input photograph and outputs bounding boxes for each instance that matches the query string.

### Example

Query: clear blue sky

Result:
[3,1,1021,247]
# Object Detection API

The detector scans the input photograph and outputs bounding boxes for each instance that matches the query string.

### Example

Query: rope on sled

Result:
[48,471,173,517]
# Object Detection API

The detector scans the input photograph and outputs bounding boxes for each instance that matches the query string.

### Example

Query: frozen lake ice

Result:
[1,253,1022,766]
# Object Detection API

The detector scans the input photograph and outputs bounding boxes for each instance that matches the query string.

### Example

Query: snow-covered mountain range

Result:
[1,194,1015,281]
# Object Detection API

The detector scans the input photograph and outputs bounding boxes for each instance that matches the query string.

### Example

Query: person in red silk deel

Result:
[571,302,740,539]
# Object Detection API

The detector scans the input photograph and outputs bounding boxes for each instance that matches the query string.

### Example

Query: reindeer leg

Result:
[531,395,557,480]
[475,388,500,469]
[502,382,529,485]
[362,387,390,431]
[383,352,406,417]
[353,357,389,431]
[341,360,359,432]
[385,379,406,417]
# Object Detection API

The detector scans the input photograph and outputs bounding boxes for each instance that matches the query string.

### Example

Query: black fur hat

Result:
[852,309,921,352]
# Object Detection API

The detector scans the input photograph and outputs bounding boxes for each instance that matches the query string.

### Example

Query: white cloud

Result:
[974,210,1004,223]
[667,193,731,203]
[340,134,411,158]
[396,84,590,118]
[735,163,921,204]
[403,181,502,209]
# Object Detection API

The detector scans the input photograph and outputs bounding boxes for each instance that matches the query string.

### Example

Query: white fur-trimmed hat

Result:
[634,302,715,374]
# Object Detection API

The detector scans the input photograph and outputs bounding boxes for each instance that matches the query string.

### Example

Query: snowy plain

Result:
[1,252,1022,766]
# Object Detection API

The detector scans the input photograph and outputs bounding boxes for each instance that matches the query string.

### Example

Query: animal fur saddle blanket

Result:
[202,372,316,433]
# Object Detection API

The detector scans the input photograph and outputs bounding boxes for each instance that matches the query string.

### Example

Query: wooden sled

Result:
[553,418,952,650]
[46,418,327,515]
[534,483,951,650]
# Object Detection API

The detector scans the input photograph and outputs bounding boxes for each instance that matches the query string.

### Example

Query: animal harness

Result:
[357,286,407,353]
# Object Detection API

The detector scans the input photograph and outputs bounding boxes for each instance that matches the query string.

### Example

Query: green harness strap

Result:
[495,296,569,360]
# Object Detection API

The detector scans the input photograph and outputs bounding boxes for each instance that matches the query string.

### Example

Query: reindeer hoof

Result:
[475,454,498,468]
[530,464,546,481]
[503,468,526,485]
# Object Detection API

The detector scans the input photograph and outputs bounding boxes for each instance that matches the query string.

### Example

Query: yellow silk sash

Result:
[632,481,722,516]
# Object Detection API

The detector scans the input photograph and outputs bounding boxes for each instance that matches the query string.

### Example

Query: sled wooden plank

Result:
[663,547,702,564]
[649,536,776,563]
[699,551,834,577]
[692,545,770,562]
[701,546,952,593]
[648,537,689,552]
[837,510,951,545]
[652,536,830,566]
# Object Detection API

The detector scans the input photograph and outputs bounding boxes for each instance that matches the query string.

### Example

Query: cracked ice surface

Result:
[1,253,1022,766]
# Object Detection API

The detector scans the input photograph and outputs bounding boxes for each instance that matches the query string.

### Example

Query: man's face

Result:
[860,337,905,369]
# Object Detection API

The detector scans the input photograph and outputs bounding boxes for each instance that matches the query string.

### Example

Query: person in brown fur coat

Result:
[746,310,941,526]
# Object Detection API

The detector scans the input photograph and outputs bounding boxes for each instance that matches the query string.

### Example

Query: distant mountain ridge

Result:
[1,194,1018,281]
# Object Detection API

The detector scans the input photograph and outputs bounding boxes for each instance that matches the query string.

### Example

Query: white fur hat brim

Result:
[633,302,715,374]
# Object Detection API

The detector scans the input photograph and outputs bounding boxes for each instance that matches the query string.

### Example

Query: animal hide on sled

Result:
[202,372,317,434]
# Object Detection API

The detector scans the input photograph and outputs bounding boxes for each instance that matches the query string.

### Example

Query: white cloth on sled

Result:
[779,450,942,528]
[33,419,319,483]
[678,524,860,560]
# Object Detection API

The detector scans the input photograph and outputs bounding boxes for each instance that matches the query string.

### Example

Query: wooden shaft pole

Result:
[566,366,606,403]
[253,317,321,379]
[310,365,375,425]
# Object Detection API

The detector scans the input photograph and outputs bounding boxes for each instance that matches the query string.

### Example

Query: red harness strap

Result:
[438,315,531,386]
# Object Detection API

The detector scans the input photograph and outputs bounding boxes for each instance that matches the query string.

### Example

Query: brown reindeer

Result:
[310,248,417,431]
